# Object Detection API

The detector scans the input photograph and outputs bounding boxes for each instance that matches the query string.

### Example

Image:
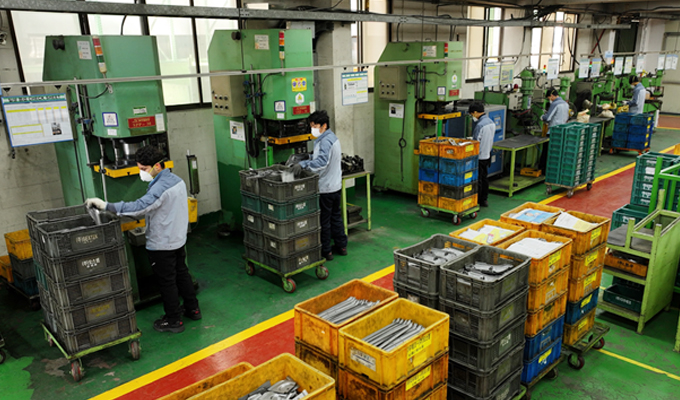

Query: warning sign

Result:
[128,116,156,129]
[291,77,307,92]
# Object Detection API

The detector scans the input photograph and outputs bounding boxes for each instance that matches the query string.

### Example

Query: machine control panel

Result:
[508,92,522,111]
[210,73,247,117]
[378,66,408,101]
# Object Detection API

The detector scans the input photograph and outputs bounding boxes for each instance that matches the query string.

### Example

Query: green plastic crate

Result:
[603,284,643,313]
[260,195,320,221]
[612,204,649,230]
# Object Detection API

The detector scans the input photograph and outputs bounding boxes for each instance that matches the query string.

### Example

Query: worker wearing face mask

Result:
[539,87,569,171]
[292,110,347,261]
[626,75,646,114]
[469,102,494,208]
[85,146,199,334]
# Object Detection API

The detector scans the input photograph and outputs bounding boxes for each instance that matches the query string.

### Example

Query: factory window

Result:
[359,0,388,87]
[530,12,577,73]
[466,6,502,81]
[87,0,143,35]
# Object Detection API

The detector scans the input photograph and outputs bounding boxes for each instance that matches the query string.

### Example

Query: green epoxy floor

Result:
[1,126,680,400]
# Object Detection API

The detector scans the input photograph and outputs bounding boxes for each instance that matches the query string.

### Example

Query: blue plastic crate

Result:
[565,289,599,325]
[419,155,439,170]
[612,139,628,149]
[521,338,563,384]
[418,168,439,183]
[614,122,629,132]
[12,269,39,296]
[439,169,478,186]
[524,316,565,361]
[627,140,650,151]
[630,114,653,126]
[629,124,651,135]
[612,131,629,142]
[439,156,479,175]
[615,112,632,124]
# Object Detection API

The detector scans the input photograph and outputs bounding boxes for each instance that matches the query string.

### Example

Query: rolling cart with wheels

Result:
[564,322,609,370]
[521,355,564,400]
[243,255,328,294]
[0,276,41,311]
[545,181,594,199]
[419,204,479,225]
[609,147,649,156]
[0,332,6,364]
[41,322,141,382]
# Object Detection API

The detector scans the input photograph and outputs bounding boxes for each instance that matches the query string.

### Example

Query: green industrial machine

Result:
[208,29,315,227]
[373,41,464,194]
[43,35,169,304]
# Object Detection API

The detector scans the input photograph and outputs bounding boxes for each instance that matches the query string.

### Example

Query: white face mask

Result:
[139,170,154,182]
[472,116,479,122]
[311,127,321,138]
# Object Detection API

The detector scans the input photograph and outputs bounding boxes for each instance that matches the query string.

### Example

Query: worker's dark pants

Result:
[479,158,490,204]
[539,141,549,173]
[320,190,348,255]
[147,245,198,323]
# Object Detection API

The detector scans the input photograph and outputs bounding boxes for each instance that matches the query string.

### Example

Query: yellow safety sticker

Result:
[581,294,593,308]
[408,332,432,365]
[539,348,552,364]
[464,185,472,193]
[464,199,471,206]
[590,227,602,244]
[586,250,598,266]
[548,250,562,267]
[465,145,474,152]
[579,317,589,331]
[406,365,431,391]
[465,172,472,179]
[584,271,597,288]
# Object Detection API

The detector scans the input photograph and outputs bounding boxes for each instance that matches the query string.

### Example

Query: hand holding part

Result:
[85,198,106,210]
[291,163,303,175]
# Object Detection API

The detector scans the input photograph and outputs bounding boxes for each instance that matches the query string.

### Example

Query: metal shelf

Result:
[602,266,647,286]
[597,290,642,323]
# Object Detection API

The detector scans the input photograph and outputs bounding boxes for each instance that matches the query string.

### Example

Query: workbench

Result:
[341,170,372,235]
[489,135,549,197]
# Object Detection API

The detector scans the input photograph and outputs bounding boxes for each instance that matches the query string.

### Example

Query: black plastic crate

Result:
[440,246,530,311]
[239,169,262,196]
[35,214,123,259]
[12,269,39,296]
[52,290,134,331]
[447,368,522,400]
[393,281,439,309]
[259,165,319,202]
[263,246,322,274]
[263,229,321,258]
[241,192,261,213]
[393,234,478,295]
[440,183,479,200]
[243,228,264,249]
[26,205,90,243]
[40,245,127,283]
[244,244,265,264]
[9,254,35,279]
[449,343,524,398]
[43,267,131,308]
[440,289,528,342]
[261,212,321,240]
[57,312,138,354]
[241,208,263,231]
[449,315,525,371]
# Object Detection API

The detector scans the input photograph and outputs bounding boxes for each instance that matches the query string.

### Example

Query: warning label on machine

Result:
[128,116,156,129]
[291,78,307,92]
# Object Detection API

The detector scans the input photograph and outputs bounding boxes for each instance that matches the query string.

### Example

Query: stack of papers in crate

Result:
[553,212,596,232]
[508,208,558,224]
[506,238,562,259]
[459,225,515,244]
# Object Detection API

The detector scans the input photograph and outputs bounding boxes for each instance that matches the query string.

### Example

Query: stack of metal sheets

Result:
[362,319,425,351]
[317,297,379,324]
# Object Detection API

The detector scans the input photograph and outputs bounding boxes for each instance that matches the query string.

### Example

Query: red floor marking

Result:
[122,274,395,399]
[659,115,680,129]
[550,168,634,216]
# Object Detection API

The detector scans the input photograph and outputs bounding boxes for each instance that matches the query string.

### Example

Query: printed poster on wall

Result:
[604,51,614,65]
[500,64,514,86]
[341,71,369,106]
[623,57,633,74]
[665,55,674,70]
[672,55,679,70]
[388,103,404,119]
[590,58,602,78]
[614,57,624,75]
[1,93,74,147]
[636,54,645,72]
[483,62,500,88]
[229,120,245,142]
[546,58,559,80]
[658,55,666,70]
[579,58,590,79]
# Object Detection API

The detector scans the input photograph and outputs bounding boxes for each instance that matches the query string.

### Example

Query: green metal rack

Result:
[599,190,680,334]
[675,313,680,353]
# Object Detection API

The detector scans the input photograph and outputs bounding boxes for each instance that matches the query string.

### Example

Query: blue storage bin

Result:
[418,168,438,183]
[630,114,653,126]
[615,112,632,124]
[521,338,563,384]
[439,169,478,186]
[439,156,479,175]
[565,289,599,325]
[612,131,628,142]
[612,139,627,149]
[629,124,651,135]
[524,316,565,361]
[627,140,650,151]
[614,122,629,133]
[419,155,439,171]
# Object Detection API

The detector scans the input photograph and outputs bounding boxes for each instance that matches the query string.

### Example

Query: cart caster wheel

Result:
[593,338,605,350]
[0,349,5,364]
[245,262,255,276]
[546,367,559,380]
[71,360,84,382]
[470,212,478,220]
[420,208,430,218]
[283,278,296,293]
[609,148,614,154]
[546,186,552,195]
[567,190,574,199]
[130,340,141,360]
[587,183,593,191]
[452,215,461,225]
[316,266,329,280]
[524,390,532,400]
[568,354,585,370]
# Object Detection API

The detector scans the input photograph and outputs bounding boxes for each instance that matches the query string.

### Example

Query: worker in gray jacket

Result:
[293,110,347,261]
[470,102,495,208]
[627,75,646,114]
[86,146,200,334]
[540,88,570,171]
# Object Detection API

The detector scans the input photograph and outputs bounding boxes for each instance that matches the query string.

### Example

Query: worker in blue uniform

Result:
[470,102,495,208]
[292,110,348,261]
[540,87,570,172]
[626,75,647,114]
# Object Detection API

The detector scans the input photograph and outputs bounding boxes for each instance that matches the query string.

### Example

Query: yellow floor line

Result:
[596,349,680,382]
[96,265,396,400]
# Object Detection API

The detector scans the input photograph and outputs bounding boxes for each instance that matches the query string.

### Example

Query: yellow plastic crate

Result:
[439,138,479,160]
[570,244,606,280]
[294,279,398,359]
[567,266,602,302]
[0,255,12,283]
[418,181,439,197]
[187,353,335,400]
[541,211,611,256]
[338,298,449,390]
[449,219,525,246]
[4,229,32,260]
[525,293,567,336]
[499,202,564,231]
[418,193,438,208]
[159,362,253,400]
[438,195,478,213]
[527,268,568,312]
[563,309,596,346]
[296,340,338,382]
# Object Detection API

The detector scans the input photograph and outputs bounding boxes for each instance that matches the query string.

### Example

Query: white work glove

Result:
[623,101,629,106]
[85,198,107,211]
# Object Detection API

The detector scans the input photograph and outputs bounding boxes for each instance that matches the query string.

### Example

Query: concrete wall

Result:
[662,21,680,114]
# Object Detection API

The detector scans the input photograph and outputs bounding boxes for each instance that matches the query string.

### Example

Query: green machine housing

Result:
[373,41,464,194]
[43,35,169,304]
[208,29,315,228]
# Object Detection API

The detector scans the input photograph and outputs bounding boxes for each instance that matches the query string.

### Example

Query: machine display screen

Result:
[1,93,74,147]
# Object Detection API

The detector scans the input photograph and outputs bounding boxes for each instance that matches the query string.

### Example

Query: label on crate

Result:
[499,331,513,354]
[539,348,553,364]
[268,204,275,211]
[584,272,597,288]
[74,232,101,246]
[296,220,308,229]
[350,348,377,371]
[496,382,511,400]
[548,250,562,268]
[463,199,472,206]
[268,222,276,231]
[464,185,472,193]
[407,294,421,304]
[590,227,602,245]
[294,183,306,192]
[88,300,113,318]
[465,145,474,152]
[297,254,310,266]
[578,317,589,331]
[407,332,432,363]
[499,302,515,326]
[269,241,277,249]
[82,278,109,299]
[78,255,106,274]
[581,294,593,308]
[586,250,598,266]
[295,202,307,211]
[406,365,431,391]
[248,215,255,223]
[465,172,472,180]
[295,237,309,249]
[501,273,518,297]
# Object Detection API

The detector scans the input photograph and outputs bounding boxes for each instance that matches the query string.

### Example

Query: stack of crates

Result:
[393,234,477,309]
[338,298,450,400]
[541,211,611,348]
[293,279,397,385]
[612,112,654,150]
[240,165,322,272]
[4,229,37,296]
[418,137,480,213]
[27,206,135,354]
[494,230,573,384]
[629,152,680,209]
[439,246,530,400]
[545,122,599,187]
[0,255,12,284]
